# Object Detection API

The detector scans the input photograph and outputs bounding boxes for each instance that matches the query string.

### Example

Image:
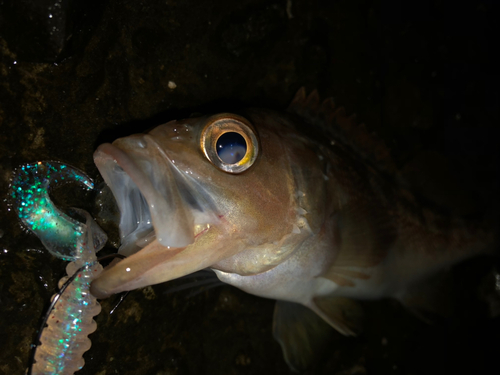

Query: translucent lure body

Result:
[31,214,104,375]
[9,162,107,375]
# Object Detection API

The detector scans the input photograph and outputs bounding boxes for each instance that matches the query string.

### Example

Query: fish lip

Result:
[94,138,217,254]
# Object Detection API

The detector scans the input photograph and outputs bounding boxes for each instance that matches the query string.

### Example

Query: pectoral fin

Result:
[312,296,364,336]
[273,300,335,372]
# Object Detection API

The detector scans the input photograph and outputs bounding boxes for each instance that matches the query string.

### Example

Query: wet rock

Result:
[0,0,107,62]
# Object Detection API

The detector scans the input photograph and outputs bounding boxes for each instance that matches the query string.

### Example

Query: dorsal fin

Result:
[288,87,397,174]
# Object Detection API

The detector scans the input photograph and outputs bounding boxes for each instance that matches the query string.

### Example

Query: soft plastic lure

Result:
[10,161,107,375]
[10,161,96,261]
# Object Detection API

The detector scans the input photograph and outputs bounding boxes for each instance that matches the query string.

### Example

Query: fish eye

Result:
[200,114,259,173]
[216,132,247,164]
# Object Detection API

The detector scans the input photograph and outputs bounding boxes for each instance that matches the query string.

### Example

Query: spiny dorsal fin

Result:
[288,87,396,174]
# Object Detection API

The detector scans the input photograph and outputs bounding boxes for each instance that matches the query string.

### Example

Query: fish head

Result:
[91,110,327,298]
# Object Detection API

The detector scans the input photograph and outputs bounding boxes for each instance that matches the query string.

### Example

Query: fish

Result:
[90,88,497,371]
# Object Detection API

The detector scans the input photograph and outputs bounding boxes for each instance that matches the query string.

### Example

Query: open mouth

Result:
[94,134,219,256]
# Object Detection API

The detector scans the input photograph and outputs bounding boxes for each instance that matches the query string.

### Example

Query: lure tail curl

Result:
[9,161,106,261]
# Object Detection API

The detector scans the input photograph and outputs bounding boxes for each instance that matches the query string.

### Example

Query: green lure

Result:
[9,161,97,261]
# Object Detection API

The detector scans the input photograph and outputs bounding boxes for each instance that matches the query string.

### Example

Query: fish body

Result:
[90,89,494,370]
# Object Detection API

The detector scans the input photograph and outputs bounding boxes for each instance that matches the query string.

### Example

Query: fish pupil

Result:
[216,132,247,164]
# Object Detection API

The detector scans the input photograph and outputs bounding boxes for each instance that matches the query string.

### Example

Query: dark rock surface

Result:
[0,1,499,374]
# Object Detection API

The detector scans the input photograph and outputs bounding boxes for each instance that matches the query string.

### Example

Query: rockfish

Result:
[91,89,495,371]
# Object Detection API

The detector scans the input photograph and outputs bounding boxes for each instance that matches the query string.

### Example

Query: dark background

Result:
[0,0,499,374]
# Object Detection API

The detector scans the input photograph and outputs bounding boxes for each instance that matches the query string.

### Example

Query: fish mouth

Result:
[91,133,224,298]
[94,134,219,256]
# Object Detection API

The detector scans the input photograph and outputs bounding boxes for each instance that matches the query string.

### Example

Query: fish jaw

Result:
[91,130,235,297]
[90,225,251,298]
